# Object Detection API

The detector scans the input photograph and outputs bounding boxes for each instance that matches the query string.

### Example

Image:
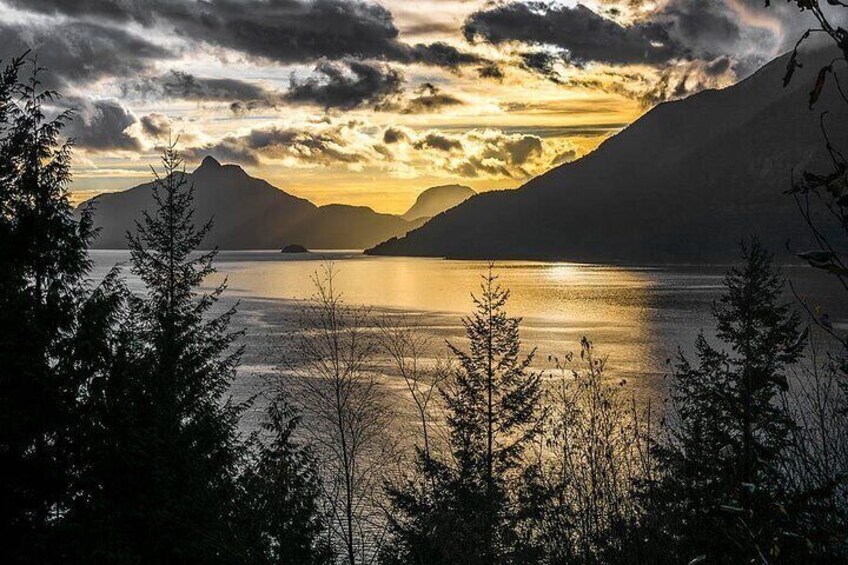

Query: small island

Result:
[280,244,309,254]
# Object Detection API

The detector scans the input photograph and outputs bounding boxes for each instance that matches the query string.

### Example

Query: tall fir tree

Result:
[69,144,248,563]
[382,268,544,565]
[0,58,116,563]
[655,240,807,564]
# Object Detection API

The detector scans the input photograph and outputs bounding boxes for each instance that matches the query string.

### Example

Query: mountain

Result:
[368,46,848,263]
[402,185,476,221]
[81,156,423,250]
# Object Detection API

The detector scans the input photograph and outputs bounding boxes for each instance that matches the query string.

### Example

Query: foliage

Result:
[654,240,807,564]
[289,264,397,565]
[0,56,118,564]
[240,393,335,565]
[382,268,544,565]
[535,338,658,565]
[66,144,249,563]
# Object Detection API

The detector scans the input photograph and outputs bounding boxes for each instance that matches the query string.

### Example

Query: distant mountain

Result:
[81,156,423,250]
[402,185,476,221]
[368,46,848,263]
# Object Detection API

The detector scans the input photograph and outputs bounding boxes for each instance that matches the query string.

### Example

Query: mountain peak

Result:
[198,155,221,170]
[402,184,476,221]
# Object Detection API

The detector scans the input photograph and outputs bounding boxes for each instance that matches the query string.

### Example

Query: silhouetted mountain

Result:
[402,185,476,221]
[81,156,423,250]
[368,46,848,263]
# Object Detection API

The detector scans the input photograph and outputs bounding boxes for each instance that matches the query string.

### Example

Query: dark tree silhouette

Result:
[779,2,848,338]
[382,268,544,565]
[0,57,118,563]
[239,393,335,565]
[69,144,248,563]
[655,241,807,564]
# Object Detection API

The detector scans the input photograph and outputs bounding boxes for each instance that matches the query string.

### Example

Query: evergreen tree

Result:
[382,269,544,564]
[0,58,113,563]
[69,144,248,563]
[655,241,806,564]
[240,394,335,565]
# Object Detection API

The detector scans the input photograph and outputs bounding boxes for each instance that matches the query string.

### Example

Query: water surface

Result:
[90,250,844,400]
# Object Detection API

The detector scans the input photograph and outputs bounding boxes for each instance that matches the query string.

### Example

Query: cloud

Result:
[139,113,172,139]
[462,0,815,103]
[286,60,404,110]
[397,83,464,114]
[0,20,170,88]
[178,118,577,180]
[121,71,285,113]
[389,126,575,179]
[464,2,682,66]
[413,132,463,152]
[405,41,485,69]
[64,98,141,151]
[478,63,505,80]
[183,120,379,167]
[383,126,408,144]
[9,0,485,71]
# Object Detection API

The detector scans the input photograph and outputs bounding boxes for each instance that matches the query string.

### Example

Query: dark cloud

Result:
[0,20,170,87]
[121,71,283,113]
[462,0,827,72]
[184,122,371,166]
[64,98,141,151]
[159,72,272,102]
[286,60,403,110]
[406,41,484,68]
[478,63,505,80]
[10,0,485,71]
[383,126,408,144]
[140,113,172,138]
[551,149,577,167]
[464,2,681,66]
[519,51,565,83]
[413,133,463,152]
[400,83,463,114]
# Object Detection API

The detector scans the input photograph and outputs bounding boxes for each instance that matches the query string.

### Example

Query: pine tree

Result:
[0,58,113,563]
[383,268,544,564]
[240,394,335,565]
[656,240,806,564]
[71,144,248,563]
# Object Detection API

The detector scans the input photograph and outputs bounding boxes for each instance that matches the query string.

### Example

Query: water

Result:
[89,250,845,402]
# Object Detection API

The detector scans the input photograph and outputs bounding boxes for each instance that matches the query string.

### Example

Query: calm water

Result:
[89,250,845,408]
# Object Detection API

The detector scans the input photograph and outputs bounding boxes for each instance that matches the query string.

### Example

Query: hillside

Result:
[368,46,848,263]
[81,156,423,250]
[402,185,476,221]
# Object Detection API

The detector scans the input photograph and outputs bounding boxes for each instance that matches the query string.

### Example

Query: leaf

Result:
[809,65,831,109]
[784,50,800,87]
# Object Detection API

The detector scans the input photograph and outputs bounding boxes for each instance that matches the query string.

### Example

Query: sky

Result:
[0,0,831,214]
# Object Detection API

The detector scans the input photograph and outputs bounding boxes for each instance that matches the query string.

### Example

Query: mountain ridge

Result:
[368,45,848,262]
[402,184,476,221]
[80,158,421,250]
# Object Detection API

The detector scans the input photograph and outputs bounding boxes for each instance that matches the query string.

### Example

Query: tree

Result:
[289,264,397,565]
[656,241,806,564]
[382,268,544,565]
[536,338,658,565]
[69,144,248,563]
[766,4,848,561]
[240,392,335,565]
[0,57,116,563]
[378,316,450,464]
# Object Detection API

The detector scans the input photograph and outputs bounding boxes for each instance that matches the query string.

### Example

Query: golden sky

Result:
[0,0,822,214]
